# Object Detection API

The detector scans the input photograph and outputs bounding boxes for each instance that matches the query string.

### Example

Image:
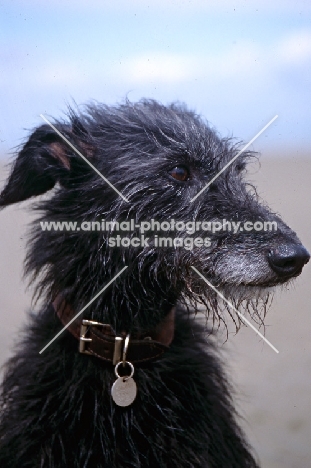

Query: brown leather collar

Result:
[53,295,175,365]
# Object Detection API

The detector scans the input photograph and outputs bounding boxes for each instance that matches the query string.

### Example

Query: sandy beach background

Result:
[0,155,310,468]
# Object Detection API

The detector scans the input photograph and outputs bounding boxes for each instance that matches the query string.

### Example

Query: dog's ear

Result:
[0,120,92,207]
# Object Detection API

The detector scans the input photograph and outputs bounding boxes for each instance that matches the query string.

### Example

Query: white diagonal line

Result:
[190,115,278,203]
[40,114,129,203]
[191,266,279,354]
[39,266,128,354]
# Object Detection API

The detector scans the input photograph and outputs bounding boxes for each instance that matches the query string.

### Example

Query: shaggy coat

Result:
[0,100,309,467]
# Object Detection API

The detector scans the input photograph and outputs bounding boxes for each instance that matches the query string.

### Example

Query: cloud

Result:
[109,30,311,88]
[109,43,266,88]
[200,43,265,79]
[276,30,311,65]
[2,29,309,93]
[115,54,197,84]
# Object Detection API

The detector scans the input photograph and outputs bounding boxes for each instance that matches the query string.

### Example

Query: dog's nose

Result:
[268,244,310,277]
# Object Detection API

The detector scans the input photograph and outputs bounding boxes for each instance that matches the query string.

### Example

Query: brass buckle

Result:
[79,319,102,355]
[79,319,124,365]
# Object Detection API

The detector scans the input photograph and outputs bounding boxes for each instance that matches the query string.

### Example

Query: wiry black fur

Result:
[0,100,308,467]
[0,306,256,467]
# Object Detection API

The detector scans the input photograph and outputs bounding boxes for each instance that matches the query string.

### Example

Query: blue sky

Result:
[1,0,310,158]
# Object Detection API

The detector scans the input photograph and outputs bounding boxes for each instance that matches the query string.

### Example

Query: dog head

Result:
[1,100,309,331]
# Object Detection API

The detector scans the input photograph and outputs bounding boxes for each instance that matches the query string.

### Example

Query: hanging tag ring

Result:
[115,360,134,382]
[111,334,137,406]
[122,334,130,367]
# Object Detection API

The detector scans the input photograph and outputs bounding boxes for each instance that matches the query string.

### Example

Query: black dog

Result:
[0,100,309,467]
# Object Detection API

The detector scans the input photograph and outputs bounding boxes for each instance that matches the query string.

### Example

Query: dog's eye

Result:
[169,166,190,181]
[236,162,246,172]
